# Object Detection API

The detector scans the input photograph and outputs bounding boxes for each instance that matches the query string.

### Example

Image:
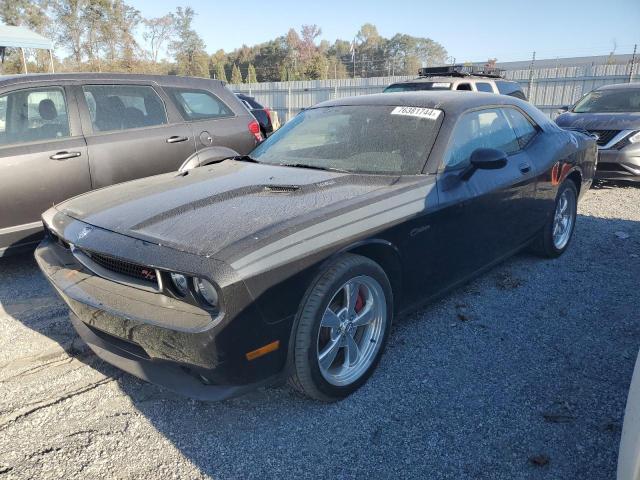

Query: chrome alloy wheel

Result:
[552,187,577,250]
[316,275,387,386]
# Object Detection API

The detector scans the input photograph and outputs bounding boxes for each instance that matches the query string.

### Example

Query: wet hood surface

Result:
[555,111,640,131]
[56,160,407,260]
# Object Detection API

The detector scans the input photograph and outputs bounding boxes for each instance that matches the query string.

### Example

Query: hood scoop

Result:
[263,184,300,194]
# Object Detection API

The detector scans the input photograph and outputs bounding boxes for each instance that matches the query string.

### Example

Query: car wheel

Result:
[532,180,578,258]
[288,254,393,401]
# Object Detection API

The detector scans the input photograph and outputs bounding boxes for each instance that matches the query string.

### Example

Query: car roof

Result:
[390,75,513,85]
[0,72,226,89]
[316,91,518,112]
[596,82,640,91]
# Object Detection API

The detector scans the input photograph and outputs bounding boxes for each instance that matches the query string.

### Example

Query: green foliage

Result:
[169,7,208,77]
[0,2,449,81]
[246,64,257,83]
[214,63,228,82]
[230,64,243,84]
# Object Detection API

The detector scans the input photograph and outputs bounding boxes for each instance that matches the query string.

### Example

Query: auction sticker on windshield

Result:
[391,106,441,120]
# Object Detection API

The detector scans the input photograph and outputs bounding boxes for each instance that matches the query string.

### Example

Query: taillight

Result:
[248,119,263,142]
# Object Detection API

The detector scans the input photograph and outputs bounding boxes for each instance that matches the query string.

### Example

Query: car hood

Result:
[555,111,640,131]
[55,160,410,260]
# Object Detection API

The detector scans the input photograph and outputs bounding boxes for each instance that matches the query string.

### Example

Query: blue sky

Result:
[131,0,640,62]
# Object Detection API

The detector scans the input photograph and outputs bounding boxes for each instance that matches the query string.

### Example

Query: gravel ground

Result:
[1,181,639,480]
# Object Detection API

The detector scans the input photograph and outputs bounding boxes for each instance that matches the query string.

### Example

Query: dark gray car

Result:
[555,83,640,181]
[0,73,261,256]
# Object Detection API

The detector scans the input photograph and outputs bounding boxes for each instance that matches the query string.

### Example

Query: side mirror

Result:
[557,105,570,114]
[460,148,508,180]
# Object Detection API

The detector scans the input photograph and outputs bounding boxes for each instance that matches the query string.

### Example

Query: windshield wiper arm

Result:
[278,163,349,173]
[227,155,261,163]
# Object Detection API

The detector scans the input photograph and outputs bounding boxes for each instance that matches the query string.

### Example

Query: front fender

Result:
[178,146,240,172]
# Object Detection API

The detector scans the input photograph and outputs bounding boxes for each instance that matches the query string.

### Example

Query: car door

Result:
[74,82,196,189]
[0,83,90,253]
[163,86,256,157]
[429,107,538,287]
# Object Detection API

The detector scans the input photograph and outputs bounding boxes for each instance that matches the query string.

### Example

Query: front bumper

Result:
[35,226,290,400]
[596,143,640,181]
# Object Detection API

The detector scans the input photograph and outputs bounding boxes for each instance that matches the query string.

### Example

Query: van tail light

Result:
[248,119,263,142]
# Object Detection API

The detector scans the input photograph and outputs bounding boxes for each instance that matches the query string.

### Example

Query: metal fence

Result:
[230,62,638,122]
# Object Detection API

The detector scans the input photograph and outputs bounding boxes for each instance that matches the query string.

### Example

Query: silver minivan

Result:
[0,73,260,256]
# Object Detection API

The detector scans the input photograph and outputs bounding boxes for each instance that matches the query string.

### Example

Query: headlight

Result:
[628,131,640,143]
[193,277,219,308]
[170,273,189,297]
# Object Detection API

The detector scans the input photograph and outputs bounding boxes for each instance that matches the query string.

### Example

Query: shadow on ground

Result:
[1,210,639,479]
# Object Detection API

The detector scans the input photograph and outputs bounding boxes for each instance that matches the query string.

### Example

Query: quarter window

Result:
[444,108,520,170]
[82,85,167,132]
[475,82,493,93]
[167,88,233,120]
[504,108,538,148]
[456,83,472,91]
[0,87,70,147]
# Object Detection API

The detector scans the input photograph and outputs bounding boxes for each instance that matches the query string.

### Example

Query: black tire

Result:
[531,180,578,258]
[288,254,393,401]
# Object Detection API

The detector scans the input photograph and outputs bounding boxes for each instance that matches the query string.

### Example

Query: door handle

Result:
[166,135,189,144]
[519,162,532,174]
[50,151,81,160]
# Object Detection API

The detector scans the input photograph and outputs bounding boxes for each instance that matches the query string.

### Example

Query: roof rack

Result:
[418,65,505,79]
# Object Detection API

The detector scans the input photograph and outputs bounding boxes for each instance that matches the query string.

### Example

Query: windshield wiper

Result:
[228,155,261,163]
[278,163,349,173]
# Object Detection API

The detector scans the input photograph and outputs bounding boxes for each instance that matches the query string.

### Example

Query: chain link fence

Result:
[231,60,638,123]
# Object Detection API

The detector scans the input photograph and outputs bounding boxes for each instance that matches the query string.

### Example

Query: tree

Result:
[246,63,257,83]
[52,0,84,65]
[215,63,228,82]
[231,64,243,84]
[169,6,208,77]
[143,14,173,63]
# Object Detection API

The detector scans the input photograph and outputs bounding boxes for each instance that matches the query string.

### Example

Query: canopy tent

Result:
[0,25,54,73]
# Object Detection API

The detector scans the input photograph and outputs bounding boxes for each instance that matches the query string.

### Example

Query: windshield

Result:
[573,89,640,113]
[250,105,443,174]
[383,82,452,93]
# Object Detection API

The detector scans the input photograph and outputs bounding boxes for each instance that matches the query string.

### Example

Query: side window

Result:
[475,82,493,93]
[444,108,520,170]
[167,88,233,121]
[456,83,472,91]
[0,87,70,147]
[504,108,538,148]
[82,85,167,133]
[495,80,526,99]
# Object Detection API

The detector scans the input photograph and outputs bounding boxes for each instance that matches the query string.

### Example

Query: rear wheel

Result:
[288,254,393,401]
[532,180,578,258]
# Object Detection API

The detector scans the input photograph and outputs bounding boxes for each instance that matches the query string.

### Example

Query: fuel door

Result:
[199,130,213,146]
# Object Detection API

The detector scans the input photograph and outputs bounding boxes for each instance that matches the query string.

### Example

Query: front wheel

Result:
[288,254,393,401]
[532,180,578,258]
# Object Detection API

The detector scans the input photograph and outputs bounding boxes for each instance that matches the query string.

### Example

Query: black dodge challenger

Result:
[36,92,596,401]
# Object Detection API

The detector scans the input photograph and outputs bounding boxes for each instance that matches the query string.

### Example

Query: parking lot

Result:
[0,182,638,479]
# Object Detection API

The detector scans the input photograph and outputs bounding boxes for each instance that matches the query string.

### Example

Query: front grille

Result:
[85,323,150,359]
[83,250,158,285]
[588,129,620,146]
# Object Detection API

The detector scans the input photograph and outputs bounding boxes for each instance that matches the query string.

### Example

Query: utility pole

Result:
[630,44,637,83]
[20,48,28,74]
[527,51,536,99]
